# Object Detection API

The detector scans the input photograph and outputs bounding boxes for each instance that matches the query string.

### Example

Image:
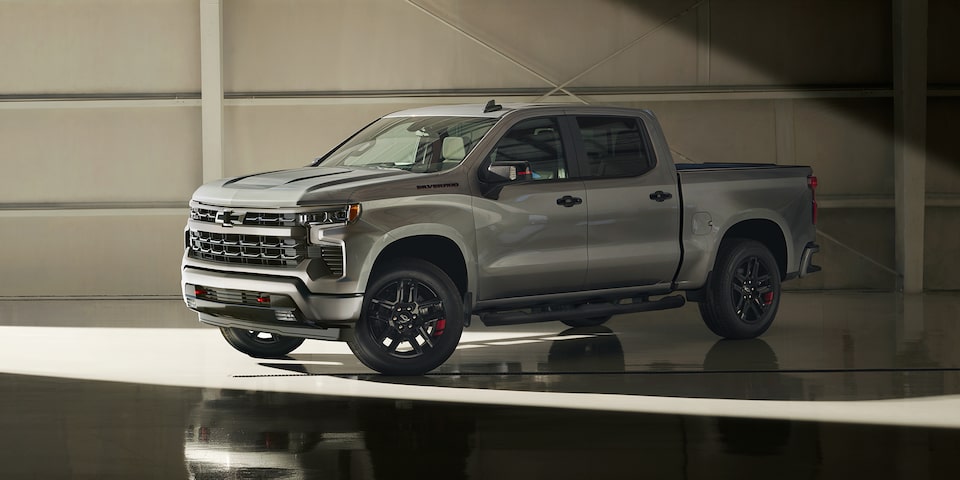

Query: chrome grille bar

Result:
[189,230,305,267]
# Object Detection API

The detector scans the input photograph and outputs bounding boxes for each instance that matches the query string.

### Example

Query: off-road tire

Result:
[699,239,781,339]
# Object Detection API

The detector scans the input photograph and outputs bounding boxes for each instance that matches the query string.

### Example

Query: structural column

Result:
[696,0,710,85]
[893,0,928,293]
[200,0,224,182]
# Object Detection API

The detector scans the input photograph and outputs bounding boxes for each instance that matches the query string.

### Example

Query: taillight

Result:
[808,175,818,225]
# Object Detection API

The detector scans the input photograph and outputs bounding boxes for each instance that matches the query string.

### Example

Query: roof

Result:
[383,102,654,120]
[383,102,567,118]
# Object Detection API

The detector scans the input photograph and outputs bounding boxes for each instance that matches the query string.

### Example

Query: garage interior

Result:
[0,0,958,478]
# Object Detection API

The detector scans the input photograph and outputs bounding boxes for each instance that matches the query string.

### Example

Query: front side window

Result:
[318,116,496,173]
[485,117,567,181]
[576,116,652,178]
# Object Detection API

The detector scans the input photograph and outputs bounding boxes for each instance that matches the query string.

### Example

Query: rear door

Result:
[569,115,682,289]
[473,116,588,300]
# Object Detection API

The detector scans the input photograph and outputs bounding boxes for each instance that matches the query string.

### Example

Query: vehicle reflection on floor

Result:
[258,326,960,401]
[181,386,960,480]
[2,293,960,477]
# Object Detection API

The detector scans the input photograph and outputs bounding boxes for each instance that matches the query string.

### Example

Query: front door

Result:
[473,116,588,300]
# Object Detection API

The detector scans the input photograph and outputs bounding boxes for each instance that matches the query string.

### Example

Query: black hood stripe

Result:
[223,169,284,186]
[284,171,351,184]
[305,171,408,192]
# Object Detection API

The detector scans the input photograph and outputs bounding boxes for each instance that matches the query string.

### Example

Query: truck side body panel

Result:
[673,166,816,290]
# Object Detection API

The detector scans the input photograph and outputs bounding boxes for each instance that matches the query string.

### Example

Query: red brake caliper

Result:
[762,292,775,305]
[434,319,446,336]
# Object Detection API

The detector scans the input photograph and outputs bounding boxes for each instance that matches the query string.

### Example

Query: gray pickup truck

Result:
[182,101,820,375]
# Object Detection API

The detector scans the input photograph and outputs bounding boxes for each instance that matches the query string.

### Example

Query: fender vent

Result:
[320,245,344,276]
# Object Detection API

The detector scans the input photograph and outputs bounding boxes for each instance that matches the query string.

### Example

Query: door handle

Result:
[556,195,583,208]
[649,190,673,202]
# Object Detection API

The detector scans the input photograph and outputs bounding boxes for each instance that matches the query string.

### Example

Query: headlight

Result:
[298,204,361,227]
[303,204,360,246]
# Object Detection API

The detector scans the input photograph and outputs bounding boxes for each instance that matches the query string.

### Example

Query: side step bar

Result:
[479,294,686,327]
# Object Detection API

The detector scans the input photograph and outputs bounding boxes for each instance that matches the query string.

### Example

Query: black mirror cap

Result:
[479,161,532,200]
[482,161,533,183]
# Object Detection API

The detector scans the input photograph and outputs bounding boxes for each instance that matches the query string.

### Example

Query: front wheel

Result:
[220,328,305,358]
[699,239,781,339]
[347,259,465,375]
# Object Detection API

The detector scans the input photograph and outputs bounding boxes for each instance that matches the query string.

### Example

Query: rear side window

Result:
[575,116,652,178]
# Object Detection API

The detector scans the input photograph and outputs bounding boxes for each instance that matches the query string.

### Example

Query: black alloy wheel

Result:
[699,239,781,339]
[348,259,464,375]
[730,255,776,323]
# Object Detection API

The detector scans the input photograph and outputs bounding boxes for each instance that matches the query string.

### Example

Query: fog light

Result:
[275,310,297,322]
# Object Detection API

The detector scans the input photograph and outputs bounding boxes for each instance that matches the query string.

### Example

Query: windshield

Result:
[316,116,497,173]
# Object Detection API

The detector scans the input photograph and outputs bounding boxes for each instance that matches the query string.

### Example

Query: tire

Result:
[347,259,464,375]
[699,239,781,339]
[220,328,305,358]
[561,316,612,328]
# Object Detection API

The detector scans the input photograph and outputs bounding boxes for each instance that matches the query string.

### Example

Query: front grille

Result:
[195,286,261,306]
[188,205,346,274]
[190,207,297,227]
[191,207,218,223]
[188,230,305,267]
[243,211,298,227]
[193,286,296,313]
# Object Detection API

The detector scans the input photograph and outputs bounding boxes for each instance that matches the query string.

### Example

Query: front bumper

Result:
[182,266,363,339]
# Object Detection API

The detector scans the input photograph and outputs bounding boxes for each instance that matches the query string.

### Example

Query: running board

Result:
[479,294,686,327]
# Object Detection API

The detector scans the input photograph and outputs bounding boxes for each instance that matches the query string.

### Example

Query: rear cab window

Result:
[573,116,654,178]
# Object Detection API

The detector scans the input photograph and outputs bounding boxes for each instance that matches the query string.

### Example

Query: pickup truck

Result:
[182,101,821,375]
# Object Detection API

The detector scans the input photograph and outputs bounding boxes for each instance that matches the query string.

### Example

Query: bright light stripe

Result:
[485,339,544,346]
[539,335,597,341]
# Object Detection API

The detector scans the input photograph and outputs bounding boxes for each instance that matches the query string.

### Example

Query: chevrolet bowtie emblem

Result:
[215,210,237,227]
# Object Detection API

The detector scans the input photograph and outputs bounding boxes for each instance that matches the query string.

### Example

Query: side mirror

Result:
[483,161,533,183]
[479,161,532,199]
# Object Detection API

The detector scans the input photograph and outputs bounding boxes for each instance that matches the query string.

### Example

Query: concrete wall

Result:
[0,0,956,296]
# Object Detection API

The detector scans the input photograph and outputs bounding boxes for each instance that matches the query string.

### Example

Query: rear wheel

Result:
[347,259,464,375]
[220,328,305,358]
[699,239,781,339]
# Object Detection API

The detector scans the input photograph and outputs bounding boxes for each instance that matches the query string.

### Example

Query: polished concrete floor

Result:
[1,292,959,478]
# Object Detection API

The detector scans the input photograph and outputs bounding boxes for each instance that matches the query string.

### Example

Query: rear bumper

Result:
[182,266,363,337]
[798,242,822,278]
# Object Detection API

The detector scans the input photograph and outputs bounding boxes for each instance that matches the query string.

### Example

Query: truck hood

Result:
[192,166,412,208]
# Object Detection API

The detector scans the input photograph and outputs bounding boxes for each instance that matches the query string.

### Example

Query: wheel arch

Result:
[719,218,788,279]
[370,234,470,299]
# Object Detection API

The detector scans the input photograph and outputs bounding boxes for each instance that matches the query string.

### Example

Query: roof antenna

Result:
[483,99,502,113]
